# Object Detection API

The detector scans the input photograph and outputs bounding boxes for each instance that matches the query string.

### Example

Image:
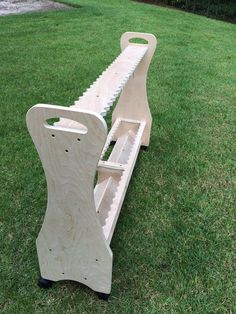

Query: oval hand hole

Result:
[129,38,148,45]
[45,118,88,134]
[46,117,60,125]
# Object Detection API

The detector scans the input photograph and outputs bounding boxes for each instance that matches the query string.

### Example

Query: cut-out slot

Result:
[45,118,88,135]
[129,37,148,45]
[46,117,60,125]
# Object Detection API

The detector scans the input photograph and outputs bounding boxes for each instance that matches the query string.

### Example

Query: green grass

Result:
[0,0,236,312]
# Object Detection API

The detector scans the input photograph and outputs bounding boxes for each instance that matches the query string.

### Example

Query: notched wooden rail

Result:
[26,31,157,299]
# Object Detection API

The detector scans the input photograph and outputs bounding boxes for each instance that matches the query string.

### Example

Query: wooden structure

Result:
[26,32,157,299]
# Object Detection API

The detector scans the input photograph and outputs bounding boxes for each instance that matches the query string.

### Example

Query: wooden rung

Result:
[73,45,147,116]
[117,118,145,125]
[98,160,126,174]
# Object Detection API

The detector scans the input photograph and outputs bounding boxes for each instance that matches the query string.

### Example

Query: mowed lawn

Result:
[0,0,235,312]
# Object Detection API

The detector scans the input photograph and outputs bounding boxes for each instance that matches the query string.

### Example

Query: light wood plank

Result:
[73,45,147,116]
[98,160,126,174]
[102,121,146,243]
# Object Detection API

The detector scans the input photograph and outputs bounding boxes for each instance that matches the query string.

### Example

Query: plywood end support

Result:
[112,32,157,146]
[26,104,112,294]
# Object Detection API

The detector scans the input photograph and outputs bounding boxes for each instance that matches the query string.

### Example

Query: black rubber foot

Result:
[141,145,148,151]
[38,276,54,289]
[97,292,110,301]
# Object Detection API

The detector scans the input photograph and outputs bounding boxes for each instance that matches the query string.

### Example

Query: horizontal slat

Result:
[55,45,147,130]
[98,161,126,174]
[73,45,147,116]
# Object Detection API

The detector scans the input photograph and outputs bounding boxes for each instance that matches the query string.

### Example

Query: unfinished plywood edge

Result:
[26,31,157,298]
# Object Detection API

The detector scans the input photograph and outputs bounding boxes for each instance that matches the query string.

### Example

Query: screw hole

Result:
[77,138,80,142]
[51,134,55,137]
[49,249,52,251]
[65,149,69,153]
[62,272,65,275]
[84,277,87,280]
[96,259,98,262]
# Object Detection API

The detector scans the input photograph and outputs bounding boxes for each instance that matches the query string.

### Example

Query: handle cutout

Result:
[129,38,148,45]
[45,118,88,134]
[46,118,60,125]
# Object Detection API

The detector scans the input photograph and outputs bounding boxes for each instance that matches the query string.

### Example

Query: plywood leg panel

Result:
[112,32,157,146]
[26,104,112,294]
